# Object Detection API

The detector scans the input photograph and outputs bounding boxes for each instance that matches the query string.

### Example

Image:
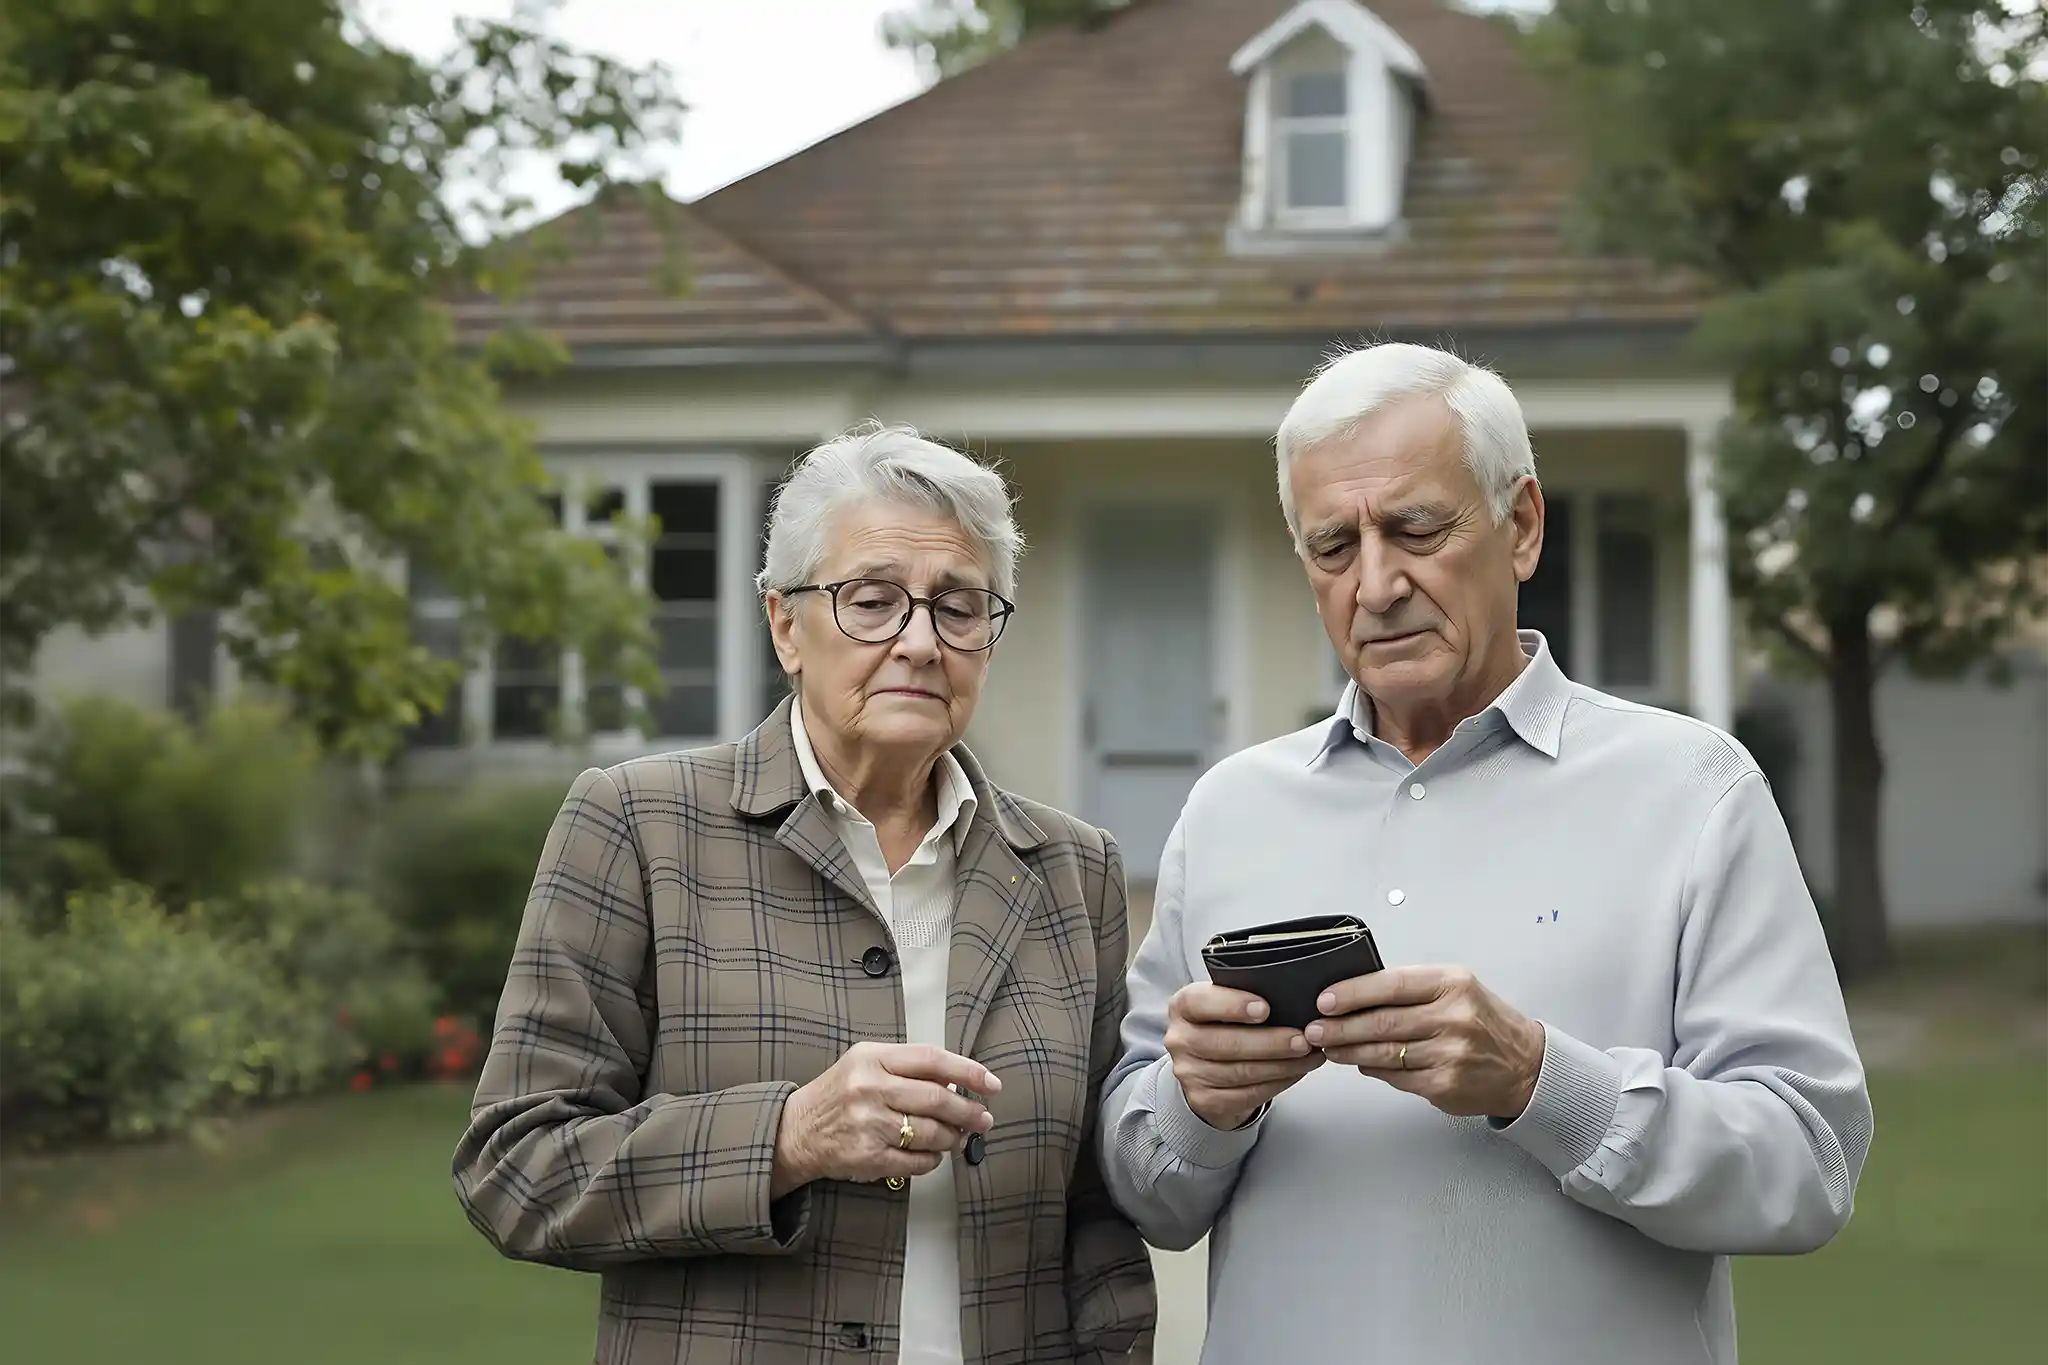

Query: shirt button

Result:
[1387,889,1406,906]
[861,946,893,977]
[1408,782,1425,800]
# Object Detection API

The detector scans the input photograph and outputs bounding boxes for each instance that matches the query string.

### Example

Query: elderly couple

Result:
[453,343,1873,1365]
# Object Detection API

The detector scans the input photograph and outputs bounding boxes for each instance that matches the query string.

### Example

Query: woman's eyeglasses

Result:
[784,578,1015,651]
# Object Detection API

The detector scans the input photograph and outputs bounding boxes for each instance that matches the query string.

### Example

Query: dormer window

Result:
[1231,0,1428,245]
[1278,67,1350,221]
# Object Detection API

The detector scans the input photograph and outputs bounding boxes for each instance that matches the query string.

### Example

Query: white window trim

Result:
[1231,3,1428,238]
[416,451,771,763]
[1273,68,1352,227]
[1557,489,1670,703]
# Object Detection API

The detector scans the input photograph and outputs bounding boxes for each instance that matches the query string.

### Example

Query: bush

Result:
[190,879,441,1082]
[0,694,320,916]
[376,780,569,1028]
[0,884,335,1148]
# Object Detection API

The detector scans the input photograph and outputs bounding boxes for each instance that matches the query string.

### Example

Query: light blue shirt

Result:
[1099,632,1872,1365]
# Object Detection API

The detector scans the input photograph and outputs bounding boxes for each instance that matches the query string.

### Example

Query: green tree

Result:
[882,0,1124,80]
[1531,0,2046,976]
[0,0,684,758]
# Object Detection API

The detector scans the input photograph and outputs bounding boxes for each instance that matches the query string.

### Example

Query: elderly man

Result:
[1098,343,1871,1364]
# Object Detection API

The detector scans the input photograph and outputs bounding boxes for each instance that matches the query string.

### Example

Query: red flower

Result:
[378,1053,398,1072]
[349,1071,374,1092]
[439,1047,467,1074]
[432,1016,458,1039]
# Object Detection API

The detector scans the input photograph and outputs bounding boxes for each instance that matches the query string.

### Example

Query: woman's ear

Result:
[765,593,803,678]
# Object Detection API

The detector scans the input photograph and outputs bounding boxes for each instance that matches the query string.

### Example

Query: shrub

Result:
[376,780,569,1028]
[0,694,320,916]
[0,884,334,1148]
[190,879,441,1080]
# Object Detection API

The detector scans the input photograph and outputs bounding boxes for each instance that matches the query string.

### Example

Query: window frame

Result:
[408,450,771,762]
[1272,63,1354,229]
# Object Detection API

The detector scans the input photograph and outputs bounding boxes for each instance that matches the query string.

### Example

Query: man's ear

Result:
[1509,478,1545,585]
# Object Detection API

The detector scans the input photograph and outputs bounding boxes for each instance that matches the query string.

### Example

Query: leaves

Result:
[1534,0,2048,677]
[881,0,1121,81]
[0,0,682,756]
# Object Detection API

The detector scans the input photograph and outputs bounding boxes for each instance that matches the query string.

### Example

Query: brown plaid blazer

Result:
[453,696,1157,1364]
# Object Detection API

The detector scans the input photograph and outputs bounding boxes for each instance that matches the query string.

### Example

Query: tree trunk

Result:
[1827,616,1892,980]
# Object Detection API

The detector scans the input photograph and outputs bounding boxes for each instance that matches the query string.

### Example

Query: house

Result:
[29,0,2045,923]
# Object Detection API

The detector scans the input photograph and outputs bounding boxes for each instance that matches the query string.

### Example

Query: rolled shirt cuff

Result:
[1147,1058,1265,1170]
[1492,1023,1624,1180]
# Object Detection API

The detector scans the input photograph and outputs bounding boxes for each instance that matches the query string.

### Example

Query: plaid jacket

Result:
[453,697,1157,1364]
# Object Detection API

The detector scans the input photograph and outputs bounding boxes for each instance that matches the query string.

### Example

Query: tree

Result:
[1530,0,2046,976]
[0,0,686,759]
[882,0,1124,80]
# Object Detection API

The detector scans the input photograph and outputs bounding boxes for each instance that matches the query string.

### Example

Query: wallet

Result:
[1199,914,1386,1031]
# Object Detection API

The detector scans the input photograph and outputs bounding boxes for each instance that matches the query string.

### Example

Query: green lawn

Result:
[2,1064,2043,1364]
[1735,1059,2048,1365]
[0,1085,595,1365]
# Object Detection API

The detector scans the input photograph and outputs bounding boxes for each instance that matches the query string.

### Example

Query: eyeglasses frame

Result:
[782,578,1016,652]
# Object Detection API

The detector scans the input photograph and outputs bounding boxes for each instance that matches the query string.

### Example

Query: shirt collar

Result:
[1312,629,1572,765]
[790,694,977,854]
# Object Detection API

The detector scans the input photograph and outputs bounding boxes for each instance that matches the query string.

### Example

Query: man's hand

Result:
[1302,966,1546,1121]
[1164,983,1325,1132]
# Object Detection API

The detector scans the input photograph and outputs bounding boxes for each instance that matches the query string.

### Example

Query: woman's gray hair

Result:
[756,420,1023,611]
[1274,342,1537,543]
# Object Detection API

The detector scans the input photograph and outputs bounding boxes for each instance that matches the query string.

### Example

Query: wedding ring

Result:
[1398,1044,1409,1069]
[897,1115,916,1150]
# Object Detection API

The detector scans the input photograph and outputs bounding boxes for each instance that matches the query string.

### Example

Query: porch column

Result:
[1685,418,1735,733]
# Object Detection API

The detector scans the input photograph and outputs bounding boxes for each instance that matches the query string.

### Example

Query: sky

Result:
[359,0,1549,226]
[358,0,926,217]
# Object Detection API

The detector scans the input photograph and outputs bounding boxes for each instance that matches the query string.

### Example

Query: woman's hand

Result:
[771,1042,1001,1197]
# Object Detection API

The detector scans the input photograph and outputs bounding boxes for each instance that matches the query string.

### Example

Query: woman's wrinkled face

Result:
[767,502,997,763]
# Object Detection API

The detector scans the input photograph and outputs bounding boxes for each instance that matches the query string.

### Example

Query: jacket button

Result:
[963,1132,985,1166]
[861,946,893,977]
[836,1323,870,1349]
[885,1175,908,1192]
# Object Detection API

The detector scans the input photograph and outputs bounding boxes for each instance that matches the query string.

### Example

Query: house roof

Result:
[1229,0,1426,83]
[453,0,1705,356]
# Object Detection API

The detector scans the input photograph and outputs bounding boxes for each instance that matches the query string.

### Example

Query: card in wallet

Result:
[1199,913,1385,1031]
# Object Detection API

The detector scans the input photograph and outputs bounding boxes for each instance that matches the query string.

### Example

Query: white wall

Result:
[29,620,172,713]
[1751,652,2048,927]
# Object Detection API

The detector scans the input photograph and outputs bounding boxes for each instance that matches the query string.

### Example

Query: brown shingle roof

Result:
[458,0,1704,352]
[446,198,875,349]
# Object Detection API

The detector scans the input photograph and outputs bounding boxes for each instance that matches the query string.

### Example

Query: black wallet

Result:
[1200,914,1386,1031]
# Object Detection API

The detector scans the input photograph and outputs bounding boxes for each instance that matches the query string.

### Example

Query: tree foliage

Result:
[0,0,685,757]
[1531,0,2046,972]
[882,0,1125,80]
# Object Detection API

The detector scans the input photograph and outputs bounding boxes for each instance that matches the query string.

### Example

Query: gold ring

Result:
[1398,1044,1408,1069]
[897,1115,915,1150]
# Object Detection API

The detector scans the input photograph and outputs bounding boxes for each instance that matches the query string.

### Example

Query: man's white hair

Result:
[1274,342,1537,543]
[756,420,1023,612]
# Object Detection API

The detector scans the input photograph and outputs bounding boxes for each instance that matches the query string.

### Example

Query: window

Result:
[405,456,769,755]
[648,480,721,739]
[1517,493,1665,694]
[407,560,468,749]
[1595,496,1657,688]
[1277,68,1349,218]
[1519,497,1574,675]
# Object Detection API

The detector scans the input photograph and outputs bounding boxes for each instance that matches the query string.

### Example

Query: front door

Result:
[1081,506,1218,882]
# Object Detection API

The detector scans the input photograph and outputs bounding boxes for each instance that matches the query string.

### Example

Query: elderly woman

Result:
[454,422,1156,1365]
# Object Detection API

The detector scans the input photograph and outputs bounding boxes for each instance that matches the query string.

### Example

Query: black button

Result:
[860,946,892,978]
[963,1132,986,1166]
[836,1322,870,1349]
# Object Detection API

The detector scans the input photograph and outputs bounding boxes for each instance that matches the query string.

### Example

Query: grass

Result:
[0,1084,594,1365]
[1,931,2042,1365]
